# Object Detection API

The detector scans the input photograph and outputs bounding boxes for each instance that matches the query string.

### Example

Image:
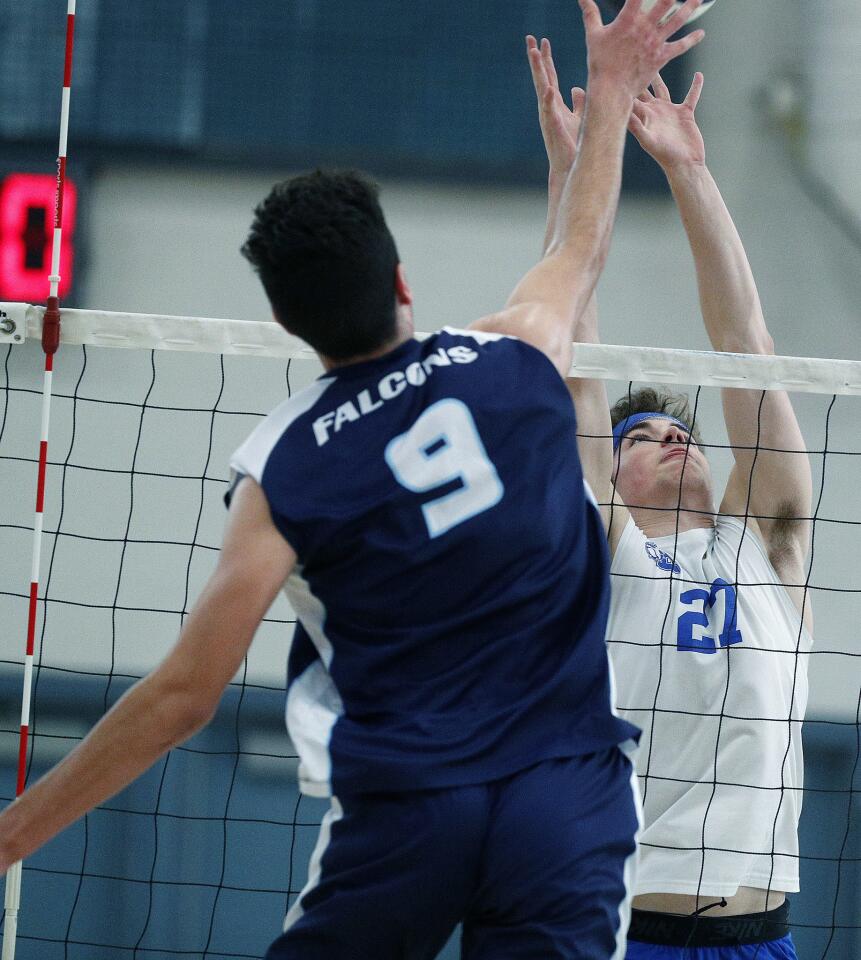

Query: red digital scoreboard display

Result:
[0,172,78,302]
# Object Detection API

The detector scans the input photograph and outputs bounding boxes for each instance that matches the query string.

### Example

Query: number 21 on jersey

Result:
[677,577,743,654]
[385,398,504,539]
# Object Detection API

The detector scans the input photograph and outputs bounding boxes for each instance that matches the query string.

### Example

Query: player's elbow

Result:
[181,692,219,737]
[152,674,219,749]
[717,323,774,357]
[175,685,219,739]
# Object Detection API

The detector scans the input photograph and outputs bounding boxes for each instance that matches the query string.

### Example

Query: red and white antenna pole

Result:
[2,3,77,958]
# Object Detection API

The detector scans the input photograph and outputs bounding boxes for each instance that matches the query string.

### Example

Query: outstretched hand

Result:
[526,35,586,177]
[578,0,705,100]
[629,72,706,170]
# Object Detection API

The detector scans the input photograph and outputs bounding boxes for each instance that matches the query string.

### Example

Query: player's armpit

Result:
[719,387,812,562]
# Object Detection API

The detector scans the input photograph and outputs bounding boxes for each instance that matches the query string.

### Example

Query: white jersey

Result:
[607,515,811,897]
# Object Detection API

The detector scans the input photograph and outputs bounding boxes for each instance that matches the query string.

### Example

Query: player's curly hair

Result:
[242,169,400,361]
[610,387,704,446]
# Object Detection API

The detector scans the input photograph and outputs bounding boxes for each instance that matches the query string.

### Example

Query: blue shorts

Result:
[265,746,640,960]
[625,937,796,960]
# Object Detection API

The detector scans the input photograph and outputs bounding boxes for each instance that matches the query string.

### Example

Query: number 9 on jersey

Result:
[385,398,505,539]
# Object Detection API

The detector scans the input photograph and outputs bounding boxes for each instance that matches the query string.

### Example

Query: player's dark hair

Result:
[241,169,400,361]
[610,387,704,446]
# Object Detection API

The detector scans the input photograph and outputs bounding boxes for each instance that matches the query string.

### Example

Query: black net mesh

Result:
[0,335,859,958]
[0,339,328,959]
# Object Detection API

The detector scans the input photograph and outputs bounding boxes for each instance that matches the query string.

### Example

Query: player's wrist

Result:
[663,158,710,186]
[585,77,635,117]
[548,167,572,191]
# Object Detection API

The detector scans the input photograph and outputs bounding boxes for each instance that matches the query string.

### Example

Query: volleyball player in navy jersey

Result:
[0,2,705,956]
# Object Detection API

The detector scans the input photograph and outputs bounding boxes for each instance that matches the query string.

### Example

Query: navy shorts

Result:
[265,746,640,960]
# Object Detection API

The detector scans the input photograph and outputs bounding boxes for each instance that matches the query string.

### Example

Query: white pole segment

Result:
[20,659,34,725]
[40,370,53,441]
[50,228,63,284]
[58,87,71,157]
[1,862,21,960]
[30,514,43,584]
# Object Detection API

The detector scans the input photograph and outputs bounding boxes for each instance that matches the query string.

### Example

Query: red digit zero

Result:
[0,172,77,301]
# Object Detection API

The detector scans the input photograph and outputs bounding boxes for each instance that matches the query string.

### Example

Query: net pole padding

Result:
[5,300,861,396]
[3,5,76,959]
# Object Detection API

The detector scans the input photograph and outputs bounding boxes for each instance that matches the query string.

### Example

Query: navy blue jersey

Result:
[229,328,637,796]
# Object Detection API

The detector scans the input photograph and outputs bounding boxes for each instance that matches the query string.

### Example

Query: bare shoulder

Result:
[469,305,530,335]
[469,303,546,341]
[226,475,278,532]
[221,477,297,579]
[469,304,570,377]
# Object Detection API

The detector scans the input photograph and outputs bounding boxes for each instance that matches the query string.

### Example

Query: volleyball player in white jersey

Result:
[528,41,810,960]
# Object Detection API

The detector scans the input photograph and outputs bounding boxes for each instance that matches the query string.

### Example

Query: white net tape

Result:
[3,301,861,395]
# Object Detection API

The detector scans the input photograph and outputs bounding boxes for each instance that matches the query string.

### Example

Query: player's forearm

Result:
[545,172,600,348]
[547,82,632,298]
[505,82,630,353]
[666,162,773,355]
[0,668,211,870]
[543,170,567,256]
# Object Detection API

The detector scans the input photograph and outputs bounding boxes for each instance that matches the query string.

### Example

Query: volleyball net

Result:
[1,304,860,959]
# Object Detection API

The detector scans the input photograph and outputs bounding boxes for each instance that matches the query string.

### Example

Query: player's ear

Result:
[395,263,413,307]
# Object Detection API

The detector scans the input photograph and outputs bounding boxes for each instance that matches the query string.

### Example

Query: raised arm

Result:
[524,35,621,534]
[629,73,812,571]
[471,0,705,378]
[525,36,587,259]
[0,478,296,873]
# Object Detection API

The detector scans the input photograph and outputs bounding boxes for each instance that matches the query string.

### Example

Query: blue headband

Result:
[612,412,691,451]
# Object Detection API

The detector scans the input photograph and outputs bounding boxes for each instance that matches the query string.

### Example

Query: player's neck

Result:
[627,504,715,540]
[320,310,415,373]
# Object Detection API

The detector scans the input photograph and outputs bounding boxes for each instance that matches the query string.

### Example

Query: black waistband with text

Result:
[628,900,790,948]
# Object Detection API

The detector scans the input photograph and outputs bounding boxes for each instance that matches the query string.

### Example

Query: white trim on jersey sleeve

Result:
[284,567,344,796]
[229,377,335,483]
[441,325,515,344]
